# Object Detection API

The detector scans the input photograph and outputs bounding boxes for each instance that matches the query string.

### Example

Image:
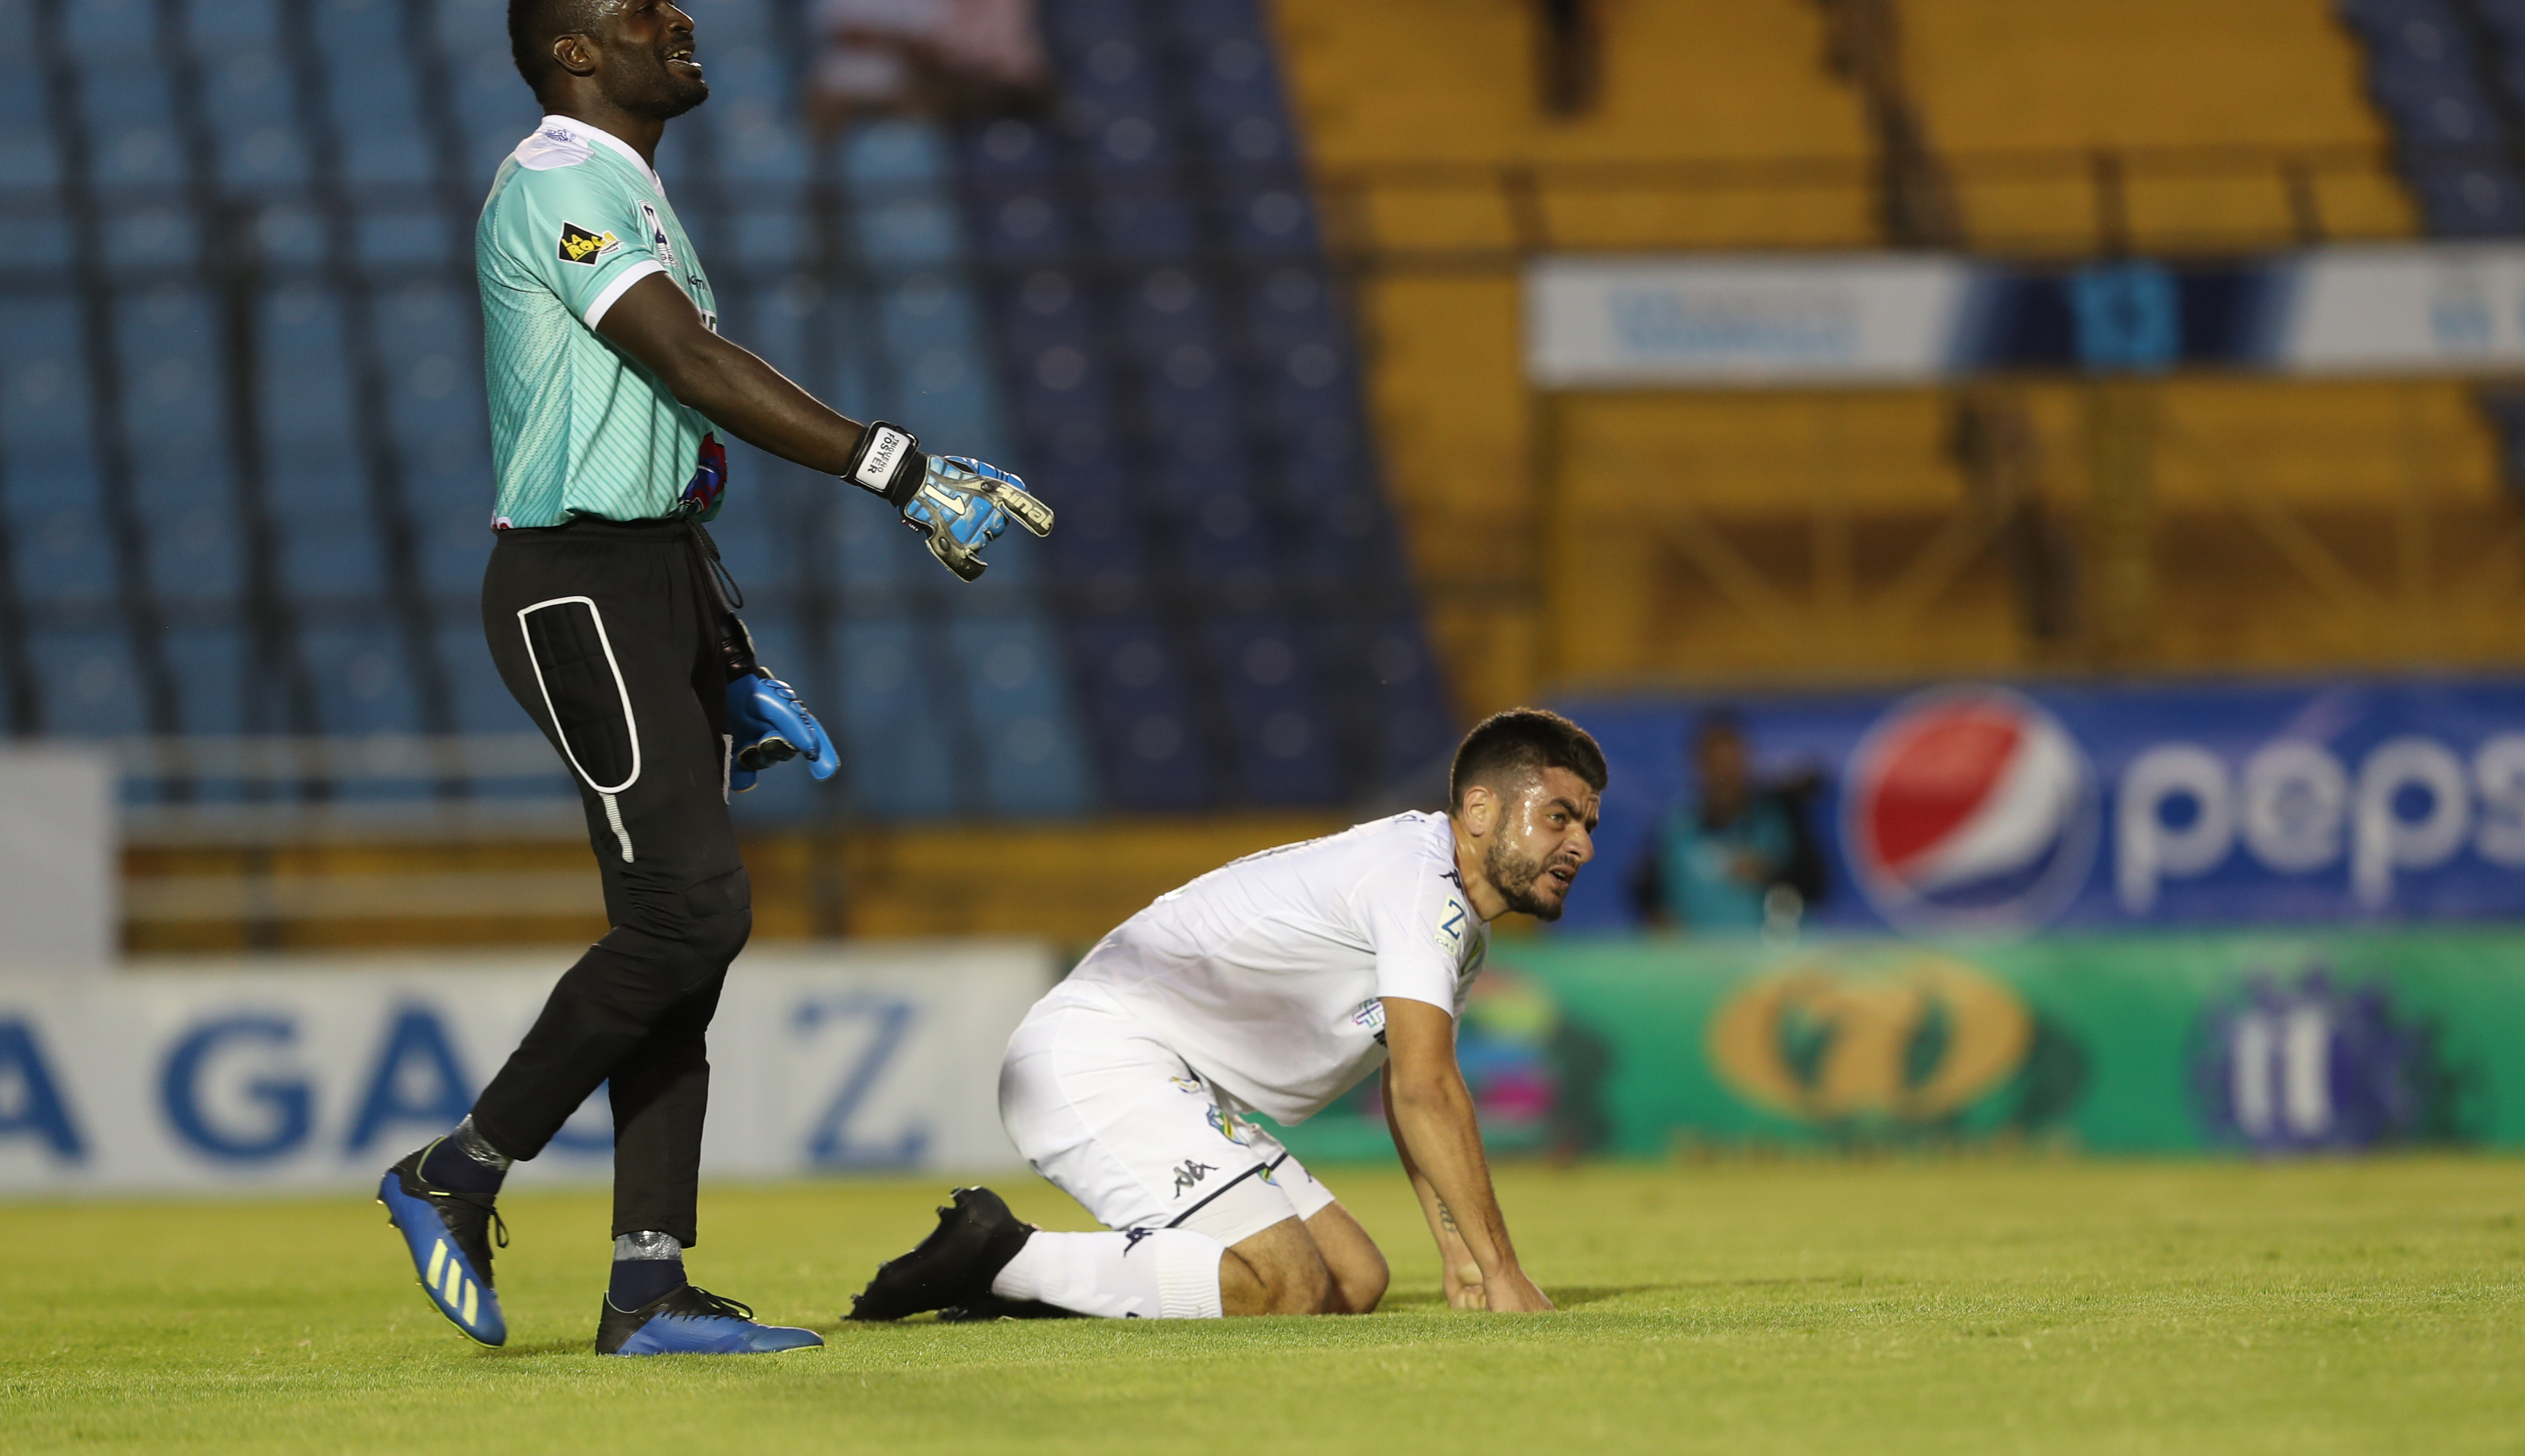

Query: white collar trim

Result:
[535,114,662,191]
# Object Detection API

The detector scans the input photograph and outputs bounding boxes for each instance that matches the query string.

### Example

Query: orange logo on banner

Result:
[1707,954,2032,1122]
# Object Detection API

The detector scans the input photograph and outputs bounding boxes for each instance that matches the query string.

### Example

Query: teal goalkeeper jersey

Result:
[476,115,723,528]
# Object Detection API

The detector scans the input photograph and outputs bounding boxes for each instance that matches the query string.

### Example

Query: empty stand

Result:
[0,0,1443,837]
[1902,0,2417,251]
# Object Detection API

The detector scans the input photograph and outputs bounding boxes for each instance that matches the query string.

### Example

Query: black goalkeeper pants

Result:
[468,515,747,1248]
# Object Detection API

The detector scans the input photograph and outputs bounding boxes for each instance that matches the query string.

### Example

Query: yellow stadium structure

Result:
[1272,0,2525,719]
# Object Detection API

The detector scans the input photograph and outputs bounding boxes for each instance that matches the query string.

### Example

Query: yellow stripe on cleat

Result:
[426,1241,447,1285]
[463,1281,478,1326]
[442,1260,462,1302]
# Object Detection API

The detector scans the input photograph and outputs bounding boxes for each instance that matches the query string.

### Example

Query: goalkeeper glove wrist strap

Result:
[843,420,924,509]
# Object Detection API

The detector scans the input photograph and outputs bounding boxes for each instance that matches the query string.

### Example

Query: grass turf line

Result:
[2,1158,2518,1454]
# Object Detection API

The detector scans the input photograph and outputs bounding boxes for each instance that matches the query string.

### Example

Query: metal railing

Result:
[115,734,578,845]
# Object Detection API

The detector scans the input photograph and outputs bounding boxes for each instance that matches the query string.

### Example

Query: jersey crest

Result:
[557,221,621,265]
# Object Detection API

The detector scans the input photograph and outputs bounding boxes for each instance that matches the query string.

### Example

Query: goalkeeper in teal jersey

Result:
[375,0,1050,1359]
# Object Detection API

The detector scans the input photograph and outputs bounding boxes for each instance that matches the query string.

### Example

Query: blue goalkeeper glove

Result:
[838,421,1054,581]
[726,667,836,794]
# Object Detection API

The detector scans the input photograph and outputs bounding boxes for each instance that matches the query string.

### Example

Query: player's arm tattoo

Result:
[1437,1199,1459,1235]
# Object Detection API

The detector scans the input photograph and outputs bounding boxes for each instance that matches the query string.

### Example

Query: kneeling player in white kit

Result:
[849,709,1605,1321]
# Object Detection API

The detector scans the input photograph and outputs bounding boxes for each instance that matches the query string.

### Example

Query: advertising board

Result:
[1563,677,2525,935]
[1525,243,2525,385]
[1268,931,2524,1162]
[0,942,1048,1196]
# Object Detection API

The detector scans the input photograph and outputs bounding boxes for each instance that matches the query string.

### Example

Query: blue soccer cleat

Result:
[595,1284,825,1356]
[378,1142,508,1347]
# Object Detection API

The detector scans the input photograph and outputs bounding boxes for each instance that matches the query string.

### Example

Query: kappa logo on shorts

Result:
[1121,1227,1156,1255]
[1170,1159,1217,1195]
[557,220,621,265]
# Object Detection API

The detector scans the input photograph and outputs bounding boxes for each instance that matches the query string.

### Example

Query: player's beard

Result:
[1483,838,1575,922]
[603,45,710,120]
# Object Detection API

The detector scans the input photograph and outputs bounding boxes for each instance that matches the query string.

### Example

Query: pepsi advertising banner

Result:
[1560,677,2525,936]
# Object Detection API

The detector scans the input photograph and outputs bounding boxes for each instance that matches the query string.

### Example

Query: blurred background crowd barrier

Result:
[8,0,2525,1187]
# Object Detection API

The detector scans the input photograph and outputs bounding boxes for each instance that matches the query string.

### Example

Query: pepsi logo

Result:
[1843,687,2099,934]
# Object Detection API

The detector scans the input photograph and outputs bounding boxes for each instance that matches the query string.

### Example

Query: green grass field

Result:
[3,1157,2518,1453]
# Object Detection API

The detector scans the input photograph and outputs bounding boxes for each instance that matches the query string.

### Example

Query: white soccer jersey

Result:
[1056,811,1490,1125]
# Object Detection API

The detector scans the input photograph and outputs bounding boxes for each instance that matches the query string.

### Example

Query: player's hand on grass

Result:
[1479,1268,1554,1315]
[1444,1257,1487,1311]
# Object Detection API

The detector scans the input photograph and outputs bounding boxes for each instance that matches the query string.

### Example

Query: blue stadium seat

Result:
[832,616,960,817]
[137,478,243,606]
[78,66,185,187]
[2,303,95,457]
[181,0,279,48]
[9,499,119,613]
[300,623,422,736]
[436,621,521,735]
[1069,615,1212,811]
[274,496,388,600]
[416,502,492,600]
[62,0,156,61]
[196,12,310,189]
[2409,162,2525,233]
[948,615,1092,814]
[27,627,140,739]
[0,23,56,189]
[1206,614,1340,805]
[162,622,246,736]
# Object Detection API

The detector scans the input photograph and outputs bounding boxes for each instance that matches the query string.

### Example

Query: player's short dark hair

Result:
[1448,708,1607,813]
[510,0,605,96]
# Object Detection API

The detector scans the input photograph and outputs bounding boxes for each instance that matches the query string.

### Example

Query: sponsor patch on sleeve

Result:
[1430,893,1470,955]
[557,221,621,265]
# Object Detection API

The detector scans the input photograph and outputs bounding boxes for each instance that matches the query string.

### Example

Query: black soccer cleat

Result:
[848,1186,1035,1322]
[378,1140,508,1346]
[595,1282,823,1356]
[937,1294,1080,1322]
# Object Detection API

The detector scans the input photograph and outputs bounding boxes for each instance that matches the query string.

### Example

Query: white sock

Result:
[989,1228,1225,1319]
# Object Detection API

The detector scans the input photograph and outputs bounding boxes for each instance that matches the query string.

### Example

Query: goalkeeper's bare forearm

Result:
[1381,996,1553,1313]
[596,271,870,476]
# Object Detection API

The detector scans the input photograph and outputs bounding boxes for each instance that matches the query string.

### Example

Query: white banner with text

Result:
[0,942,1051,1195]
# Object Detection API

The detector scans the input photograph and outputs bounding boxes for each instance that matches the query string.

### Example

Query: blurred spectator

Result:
[810,0,1050,129]
[1535,0,1600,116]
[1631,711,1826,936]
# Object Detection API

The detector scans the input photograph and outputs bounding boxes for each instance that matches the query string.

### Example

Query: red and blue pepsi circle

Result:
[1842,686,2100,934]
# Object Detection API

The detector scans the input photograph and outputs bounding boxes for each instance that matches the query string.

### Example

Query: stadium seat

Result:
[161,623,246,736]
[0,0,1446,825]
[435,621,520,736]
[832,617,961,818]
[300,623,424,738]
[946,615,1093,815]
[27,627,142,739]
[1070,616,1215,813]
[9,499,120,614]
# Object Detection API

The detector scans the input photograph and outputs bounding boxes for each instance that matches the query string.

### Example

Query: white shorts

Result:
[998,984,1339,1248]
